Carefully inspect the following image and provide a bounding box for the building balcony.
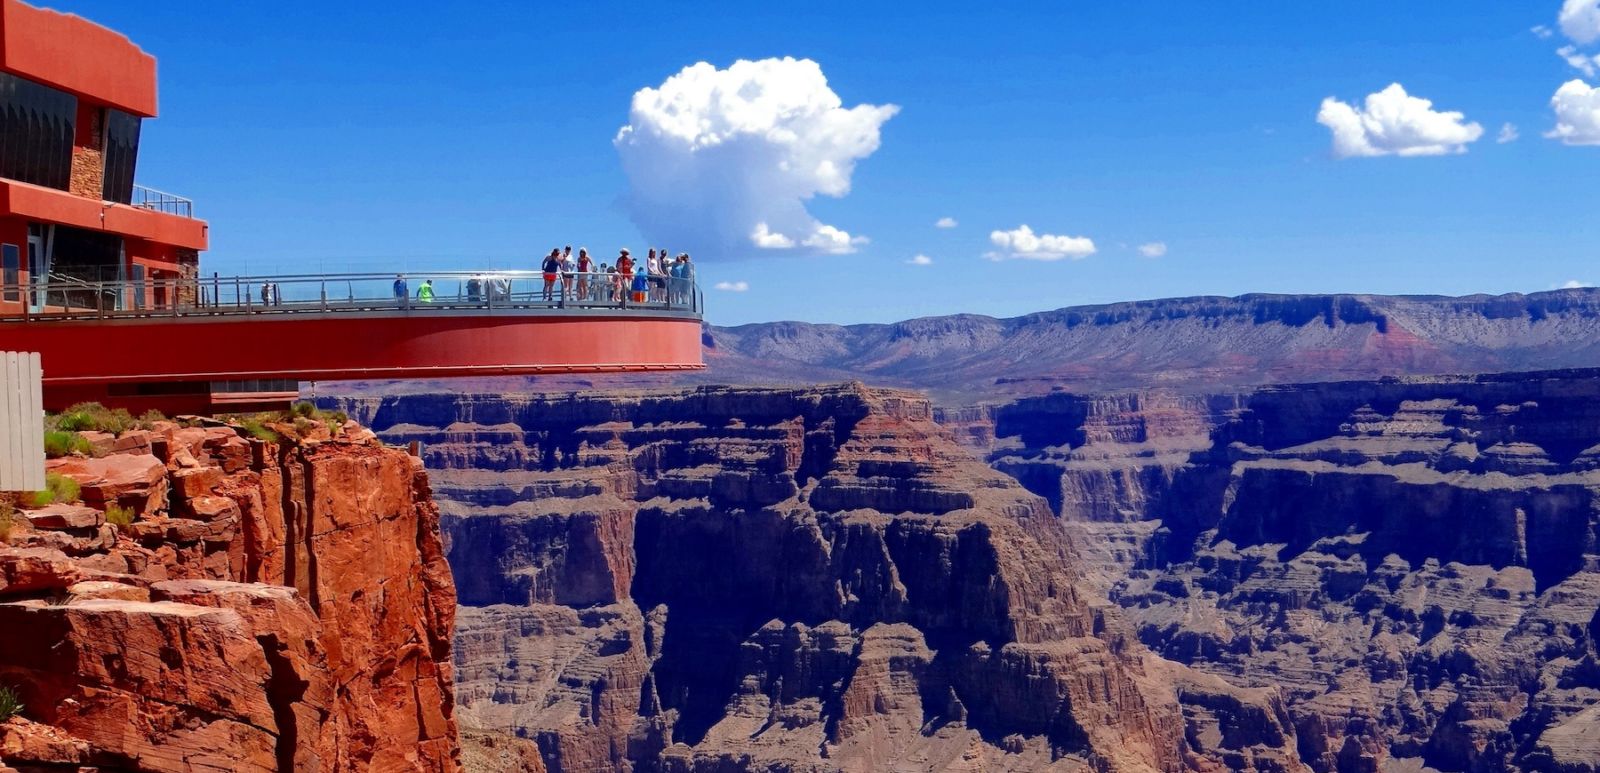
[130,184,194,219]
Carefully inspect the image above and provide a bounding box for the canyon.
[0,417,459,772]
[7,291,1600,771]
[335,385,1305,772]
[968,369,1600,772]
[333,367,1600,772]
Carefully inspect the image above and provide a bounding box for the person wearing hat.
[617,249,636,304]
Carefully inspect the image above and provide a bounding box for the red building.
[0,1,702,414]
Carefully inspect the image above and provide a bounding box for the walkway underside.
[17,311,704,413]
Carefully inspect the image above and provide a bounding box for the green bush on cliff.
[0,500,14,542]
[105,504,136,532]
[28,472,80,508]
[290,401,317,419]
[0,684,21,722]
[239,417,280,443]
[51,402,138,436]
[43,430,93,458]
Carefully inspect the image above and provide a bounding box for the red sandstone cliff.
[0,418,460,772]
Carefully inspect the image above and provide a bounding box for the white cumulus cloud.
[1561,0,1600,44]
[615,57,898,259]
[1316,83,1484,158]
[906,254,933,266]
[986,225,1096,262]
[1137,242,1168,258]
[714,280,750,292]
[1546,79,1600,145]
[751,223,795,249]
[935,217,958,229]
[1498,123,1520,143]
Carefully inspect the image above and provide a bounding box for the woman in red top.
[575,248,593,303]
[615,249,634,303]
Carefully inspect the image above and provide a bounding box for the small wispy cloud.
[1558,44,1600,76]
[1562,279,1589,289]
[906,254,933,266]
[935,217,958,229]
[714,280,750,292]
[1497,123,1520,143]
[1137,242,1168,258]
[1534,24,1555,39]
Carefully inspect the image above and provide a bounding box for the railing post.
[321,280,327,311]
[95,282,104,318]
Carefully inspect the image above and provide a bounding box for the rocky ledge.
[0,417,460,772]
[336,384,1306,773]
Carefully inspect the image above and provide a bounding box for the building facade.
[0,0,207,318]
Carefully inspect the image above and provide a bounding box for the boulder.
[47,453,167,516]
[19,504,102,530]
[0,548,80,597]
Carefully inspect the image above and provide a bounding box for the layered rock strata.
[336,385,1304,772]
[981,369,1600,772]
[0,418,460,772]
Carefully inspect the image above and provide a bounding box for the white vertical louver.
[0,351,45,492]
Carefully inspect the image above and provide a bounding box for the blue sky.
[50,0,1600,326]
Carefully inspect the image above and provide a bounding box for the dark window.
[47,225,123,309]
[2,244,18,302]
[0,72,77,190]
[130,263,145,309]
[102,109,141,204]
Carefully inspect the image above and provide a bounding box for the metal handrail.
[1,269,702,322]
[130,185,195,218]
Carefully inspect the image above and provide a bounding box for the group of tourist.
[538,246,693,304]
[389,247,694,308]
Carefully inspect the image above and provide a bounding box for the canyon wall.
[0,418,460,772]
[325,288,1600,404]
[336,385,1305,772]
[977,370,1600,772]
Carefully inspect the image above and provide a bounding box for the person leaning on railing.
[542,249,562,302]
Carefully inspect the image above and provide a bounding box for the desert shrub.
[53,403,137,435]
[239,417,280,443]
[105,504,136,531]
[137,409,167,429]
[43,430,93,458]
[0,684,21,722]
[0,500,13,541]
[290,401,317,419]
[28,472,80,507]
